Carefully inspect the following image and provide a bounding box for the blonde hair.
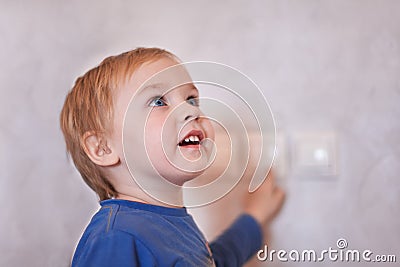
[60,47,176,200]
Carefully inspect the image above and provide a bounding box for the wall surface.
[1,1,399,266]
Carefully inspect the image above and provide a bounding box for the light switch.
[291,132,337,177]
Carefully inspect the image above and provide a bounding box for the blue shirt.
[72,199,262,267]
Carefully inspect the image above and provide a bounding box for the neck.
[116,186,184,208]
[108,167,185,208]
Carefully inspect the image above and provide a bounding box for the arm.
[209,214,263,267]
[243,170,285,226]
[210,170,285,267]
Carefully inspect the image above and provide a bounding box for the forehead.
[123,58,194,96]
[138,82,198,97]
[114,58,195,110]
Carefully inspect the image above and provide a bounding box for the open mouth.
[178,129,204,147]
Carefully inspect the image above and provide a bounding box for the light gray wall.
[1,1,399,266]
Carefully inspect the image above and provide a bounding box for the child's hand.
[243,170,285,226]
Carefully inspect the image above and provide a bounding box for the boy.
[60,47,284,266]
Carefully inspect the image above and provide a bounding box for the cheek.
[204,118,215,140]
[145,121,162,149]
[144,115,175,159]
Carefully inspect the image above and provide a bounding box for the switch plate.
[291,132,337,177]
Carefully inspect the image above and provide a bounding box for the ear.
[82,131,119,166]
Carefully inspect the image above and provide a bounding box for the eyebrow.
[138,83,166,94]
[138,83,198,96]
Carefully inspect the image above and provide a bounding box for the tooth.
[185,138,190,142]
[189,136,195,142]
[194,136,199,142]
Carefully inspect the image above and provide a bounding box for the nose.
[181,102,201,122]
[184,114,202,122]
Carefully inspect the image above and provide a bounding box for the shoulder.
[72,228,157,267]
[104,202,177,240]
[82,202,172,247]
[72,203,161,266]
[72,200,202,266]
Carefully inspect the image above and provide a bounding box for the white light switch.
[291,132,337,177]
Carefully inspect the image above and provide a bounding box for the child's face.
[113,57,215,186]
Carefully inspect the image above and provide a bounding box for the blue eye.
[187,96,199,106]
[149,97,167,107]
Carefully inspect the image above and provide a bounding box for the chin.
[159,167,205,186]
